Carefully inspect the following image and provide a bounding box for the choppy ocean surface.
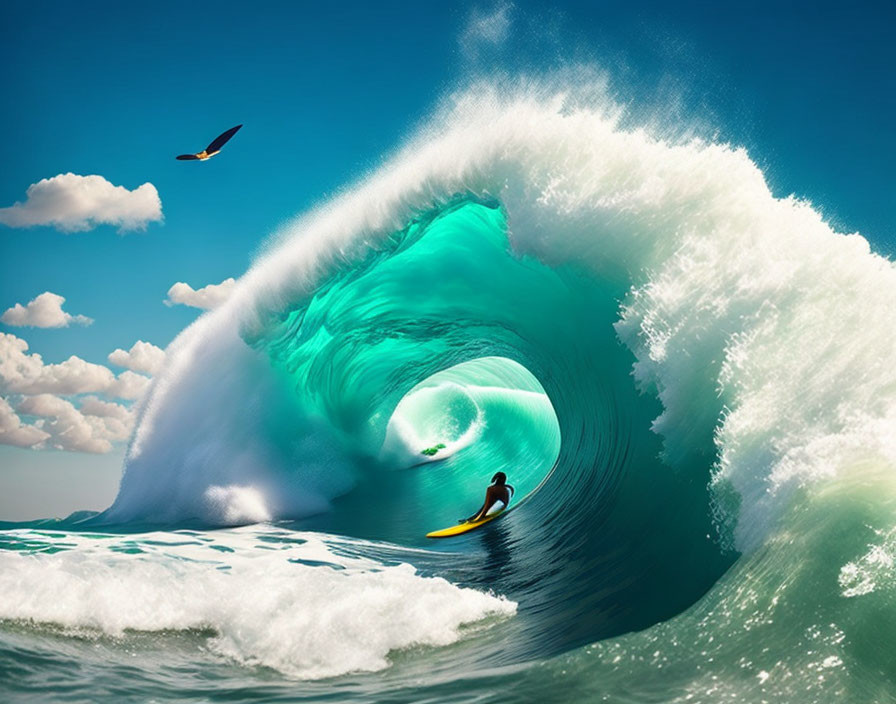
[2,79,896,702]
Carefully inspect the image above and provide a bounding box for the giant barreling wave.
[96,78,896,698]
[109,79,896,544]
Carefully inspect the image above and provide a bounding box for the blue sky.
[1,0,893,519]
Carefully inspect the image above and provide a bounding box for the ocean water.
[2,81,896,702]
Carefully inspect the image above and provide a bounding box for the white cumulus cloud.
[2,392,138,454]
[0,333,115,395]
[1,292,92,328]
[0,334,158,453]
[79,396,135,443]
[108,340,165,375]
[79,395,135,424]
[106,370,151,400]
[0,396,50,449]
[165,277,236,310]
[0,173,162,233]
[1,390,138,454]
[0,333,148,399]
[15,394,131,453]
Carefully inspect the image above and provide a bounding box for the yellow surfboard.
[426,509,506,538]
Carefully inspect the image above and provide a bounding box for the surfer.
[463,472,515,523]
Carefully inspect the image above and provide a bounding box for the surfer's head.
[491,472,507,485]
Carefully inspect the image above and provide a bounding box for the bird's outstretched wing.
[205,124,242,154]
[176,154,200,160]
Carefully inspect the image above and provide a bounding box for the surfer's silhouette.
[176,124,242,161]
[463,472,515,523]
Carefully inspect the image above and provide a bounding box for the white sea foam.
[0,527,515,679]
[113,78,896,550]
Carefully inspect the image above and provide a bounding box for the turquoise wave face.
[255,200,572,538]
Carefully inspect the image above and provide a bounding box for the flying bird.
[176,124,242,161]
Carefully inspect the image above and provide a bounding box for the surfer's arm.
[463,504,488,523]
[462,489,494,523]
